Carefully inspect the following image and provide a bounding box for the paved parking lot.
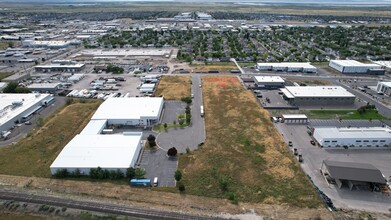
[275,123,391,213]
[259,90,295,109]
[161,101,187,124]
[70,73,142,97]
[139,149,177,187]
[309,119,384,128]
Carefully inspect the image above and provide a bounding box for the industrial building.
[35,63,85,73]
[50,97,164,175]
[27,83,63,92]
[50,132,143,175]
[253,76,285,89]
[376,81,391,96]
[281,114,308,124]
[256,62,317,73]
[321,160,387,190]
[312,127,391,149]
[22,40,80,48]
[77,49,172,60]
[91,97,164,126]
[196,12,212,20]
[0,93,54,133]
[373,61,391,73]
[329,60,385,75]
[280,86,355,106]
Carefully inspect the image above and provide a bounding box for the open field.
[0,72,13,81]
[287,78,332,86]
[303,109,388,120]
[178,76,322,207]
[0,99,102,178]
[3,3,391,17]
[154,76,191,100]
[191,63,237,73]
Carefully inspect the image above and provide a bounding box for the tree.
[147,134,156,142]
[167,147,178,157]
[164,123,168,129]
[174,170,182,181]
[147,134,157,147]
[54,168,69,178]
[178,182,185,192]
[126,167,136,179]
[181,96,192,104]
[134,168,146,179]
[2,82,31,93]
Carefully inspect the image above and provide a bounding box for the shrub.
[174,170,182,181]
[167,147,178,157]
[181,96,192,104]
[178,182,185,192]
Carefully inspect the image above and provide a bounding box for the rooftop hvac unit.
[12,101,23,106]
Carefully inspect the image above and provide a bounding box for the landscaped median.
[175,76,322,207]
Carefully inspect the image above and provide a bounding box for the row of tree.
[53,167,146,180]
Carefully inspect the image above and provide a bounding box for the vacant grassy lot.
[191,63,237,73]
[304,109,388,120]
[154,76,191,100]
[178,76,321,207]
[0,72,13,81]
[0,100,102,178]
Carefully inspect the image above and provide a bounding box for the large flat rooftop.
[50,132,142,170]
[254,76,284,83]
[282,86,355,98]
[92,97,164,120]
[314,127,391,139]
[330,60,381,68]
[0,93,50,130]
[79,48,172,57]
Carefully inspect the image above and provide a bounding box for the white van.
[153,177,158,186]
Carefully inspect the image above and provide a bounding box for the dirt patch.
[154,75,191,100]
[0,175,333,219]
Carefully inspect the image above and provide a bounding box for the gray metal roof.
[323,160,386,184]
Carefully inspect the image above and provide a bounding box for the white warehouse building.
[50,97,164,175]
[376,81,391,96]
[0,94,54,134]
[313,127,391,149]
[329,60,384,75]
[280,86,355,106]
[253,76,285,89]
[257,62,317,73]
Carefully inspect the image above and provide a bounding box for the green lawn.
[0,100,102,177]
[304,109,388,120]
[0,72,14,81]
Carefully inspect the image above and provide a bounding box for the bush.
[147,134,156,142]
[134,168,146,179]
[178,182,185,192]
[167,147,178,157]
[219,177,229,192]
[66,98,74,105]
[54,169,69,178]
[227,192,238,204]
[126,167,136,179]
[174,170,182,181]
[181,96,192,104]
[178,119,184,126]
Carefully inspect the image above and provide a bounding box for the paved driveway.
[161,101,187,124]
[139,149,177,187]
[157,75,205,152]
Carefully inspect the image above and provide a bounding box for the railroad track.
[0,190,229,220]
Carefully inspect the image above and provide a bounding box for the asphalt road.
[0,189,227,220]
[157,75,206,152]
